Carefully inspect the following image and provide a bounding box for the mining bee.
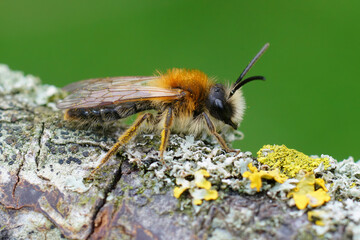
[57,43,269,175]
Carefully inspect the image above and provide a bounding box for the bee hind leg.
[202,112,239,153]
[89,112,153,177]
[159,107,173,168]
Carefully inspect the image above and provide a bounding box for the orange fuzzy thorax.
[150,68,214,114]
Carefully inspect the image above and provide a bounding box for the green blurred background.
[1,1,359,161]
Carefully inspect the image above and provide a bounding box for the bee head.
[206,43,269,129]
[206,84,238,129]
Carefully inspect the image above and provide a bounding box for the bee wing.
[57,84,185,109]
[62,76,158,93]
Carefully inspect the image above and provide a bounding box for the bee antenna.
[234,75,266,90]
[229,43,269,98]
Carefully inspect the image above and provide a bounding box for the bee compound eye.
[214,99,224,109]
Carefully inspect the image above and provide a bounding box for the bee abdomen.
[65,108,113,122]
[64,101,153,122]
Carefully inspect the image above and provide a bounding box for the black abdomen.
[65,101,153,122]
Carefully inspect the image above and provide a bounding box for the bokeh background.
[1,1,359,161]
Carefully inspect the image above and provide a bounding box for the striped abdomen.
[64,101,153,122]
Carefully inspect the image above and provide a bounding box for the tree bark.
[0,64,358,240]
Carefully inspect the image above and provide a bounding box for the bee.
[57,43,269,175]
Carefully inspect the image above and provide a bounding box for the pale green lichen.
[125,133,256,204]
[320,156,360,200]
[306,199,360,237]
[0,64,63,107]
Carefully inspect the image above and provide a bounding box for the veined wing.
[62,76,159,93]
[57,84,186,109]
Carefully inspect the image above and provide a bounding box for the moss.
[78,195,97,206]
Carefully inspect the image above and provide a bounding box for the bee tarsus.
[89,112,153,176]
[159,107,173,166]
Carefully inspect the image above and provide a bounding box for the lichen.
[257,145,330,178]
[287,172,331,210]
[320,156,360,200]
[305,199,360,237]
[0,64,63,107]
[242,163,287,192]
[125,134,256,205]
[308,210,326,226]
[174,169,218,205]
[243,146,332,211]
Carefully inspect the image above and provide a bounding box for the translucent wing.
[62,76,158,93]
[57,76,186,109]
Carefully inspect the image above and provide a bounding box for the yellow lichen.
[242,163,288,192]
[257,145,330,178]
[203,189,218,201]
[173,169,218,205]
[315,178,328,191]
[191,188,219,205]
[173,186,188,198]
[194,169,211,189]
[287,173,331,209]
[193,199,203,205]
[308,210,326,226]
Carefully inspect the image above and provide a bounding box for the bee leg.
[202,112,238,153]
[159,107,173,168]
[89,112,153,176]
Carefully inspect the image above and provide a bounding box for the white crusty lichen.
[125,133,258,195]
[322,156,360,199]
[0,64,62,108]
[304,156,360,237]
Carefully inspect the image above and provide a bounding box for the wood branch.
[0,64,358,240]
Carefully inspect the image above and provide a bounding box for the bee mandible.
[57,43,269,175]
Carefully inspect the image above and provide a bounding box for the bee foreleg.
[159,107,173,166]
[90,112,153,176]
[202,112,237,153]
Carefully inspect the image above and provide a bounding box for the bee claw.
[231,149,240,154]
[85,173,95,181]
[85,167,101,181]
[159,157,170,170]
[224,148,241,155]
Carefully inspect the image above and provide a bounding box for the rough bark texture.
[0,65,359,240]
